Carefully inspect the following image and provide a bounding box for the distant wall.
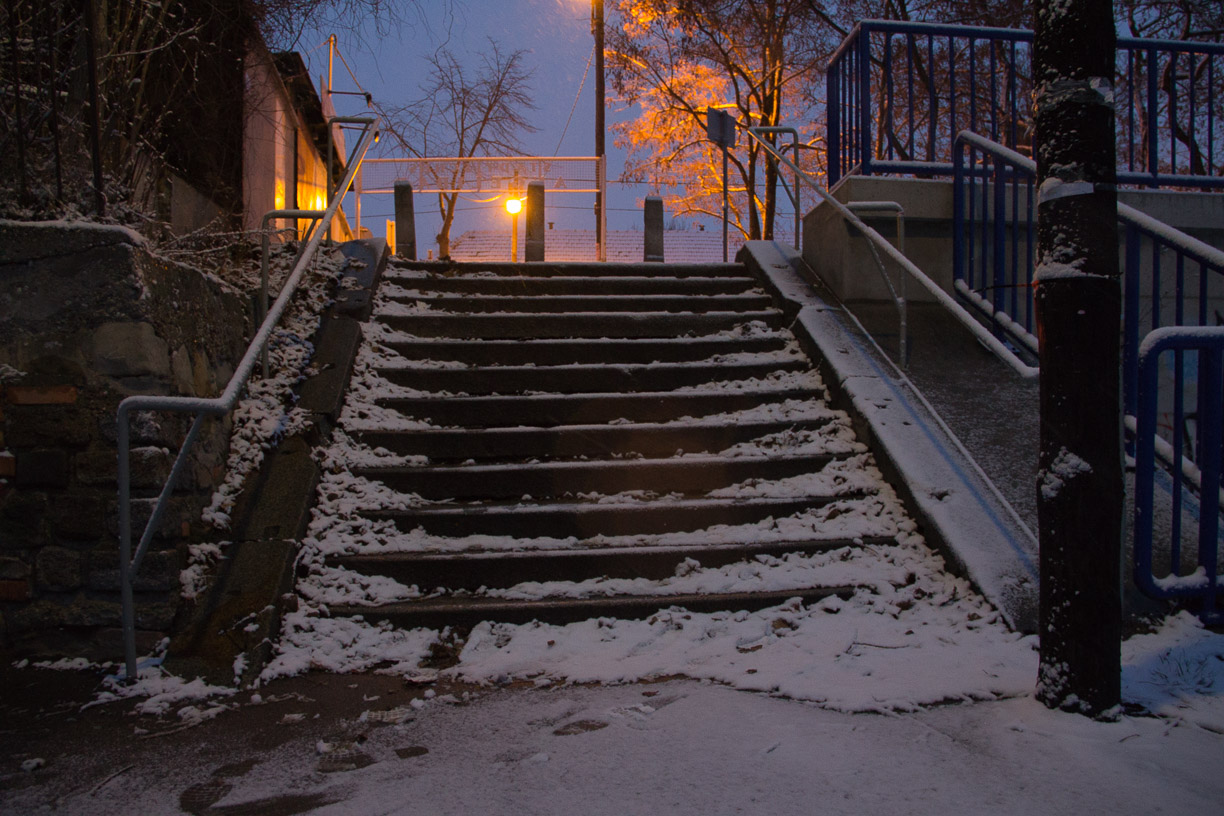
[0,221,247,656]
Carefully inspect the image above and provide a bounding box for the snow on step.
[269,259,1029,703]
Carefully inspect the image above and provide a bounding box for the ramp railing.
[953,131,1224,619]
[116,117,378,682]
[1134,328,1224,623]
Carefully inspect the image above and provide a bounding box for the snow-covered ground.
[4,642,1223,815]
[4,256,1223,814]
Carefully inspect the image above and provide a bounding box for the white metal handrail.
[116,117,378,683]
[745,126,1039,379]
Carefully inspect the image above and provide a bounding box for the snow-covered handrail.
[1116,202,1224,269]
[116,117,379,683]
[745,127,1039,379]
[955,130,1224,367]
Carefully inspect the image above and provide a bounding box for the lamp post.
[506,196,522,262]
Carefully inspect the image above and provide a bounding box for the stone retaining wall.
[0,221,247,656]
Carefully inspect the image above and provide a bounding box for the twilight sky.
[299,0,676,249]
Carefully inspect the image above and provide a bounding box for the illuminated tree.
[606,0,837,240]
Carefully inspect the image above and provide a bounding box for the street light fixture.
[506,196,524,261]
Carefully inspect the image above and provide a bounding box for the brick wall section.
[0,221,247,655]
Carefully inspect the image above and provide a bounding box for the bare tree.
[378,40,536,259]
[0,0,421,223]
[251,0,406,51]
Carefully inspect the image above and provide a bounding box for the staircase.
[302,258,917,633]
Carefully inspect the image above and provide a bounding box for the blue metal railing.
[952,132,1037,359]
[1134,328,1224,623]
[827,20,1224,189]
[952,131,1224,620]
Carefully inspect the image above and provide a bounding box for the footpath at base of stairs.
[250,245,1038,706]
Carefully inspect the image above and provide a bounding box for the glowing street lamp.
[506,196,524,261]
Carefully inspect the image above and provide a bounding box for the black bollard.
[393,182,417,260]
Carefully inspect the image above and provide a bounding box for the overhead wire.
[554,43,596,156]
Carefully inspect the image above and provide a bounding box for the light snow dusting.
[199,243,348,532]
[1040,446,1093,500]
[260,260,1045,714]
[76,258,1222,768]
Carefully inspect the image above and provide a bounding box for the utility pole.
[593,0,605,255]
[1033,0,1122,718]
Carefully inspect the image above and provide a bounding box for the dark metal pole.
[1034,0,1121,718]
[593,0,605,251]
[722,147,729,262]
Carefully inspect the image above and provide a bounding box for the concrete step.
[385,260,748,279]
[376,389,826,427]
[377,310,784,339]
[375,359,808,395]
[382,293,775,314]
[357,453,839,500]
[382,274,759,296]
[381,335,790,365]
[326,586,859,630]
[335,537,890,592]
[364,494,854,538]
[352,417,836,461]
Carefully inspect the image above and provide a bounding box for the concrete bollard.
[644,196,664,262]
[393,182,417,260]
[525,182,546,262]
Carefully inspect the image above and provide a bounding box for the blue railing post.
[1196,347,1222,621]
[1146,46,1160,186]
[857,25,873,176]
[952,141,966,287]
[828,65,841,185]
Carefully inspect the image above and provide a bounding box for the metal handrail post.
[119,118,378,682]
[849,201,908,367]
[599,155,607,261]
